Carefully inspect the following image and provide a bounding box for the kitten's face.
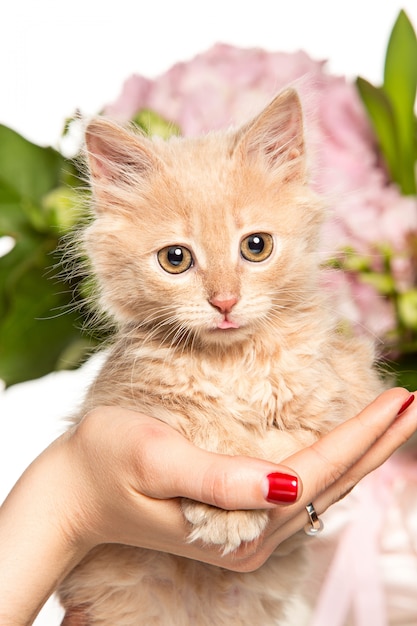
[84,90,323,349]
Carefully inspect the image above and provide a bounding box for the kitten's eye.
[157,246,193,274]
[240,233,273,262]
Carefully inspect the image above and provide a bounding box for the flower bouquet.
[0,10,416,388]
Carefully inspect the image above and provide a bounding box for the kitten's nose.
[209,295,239,314]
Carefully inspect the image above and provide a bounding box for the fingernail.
[265,472,298,504]
[397,394,415,416]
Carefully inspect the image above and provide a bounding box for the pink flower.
[104,43,417,345]
[321,270,395,341]
[105,75,153,122]
[104,44,326,135]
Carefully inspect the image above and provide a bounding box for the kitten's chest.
[128,344,298,430]
[114,342,320,460]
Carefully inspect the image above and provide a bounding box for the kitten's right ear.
[233,89,306,182]
[85,118,158,184]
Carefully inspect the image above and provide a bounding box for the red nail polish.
[266,472,298,504]
[397,394,415,416]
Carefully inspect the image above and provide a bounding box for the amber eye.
[157,246,193,274]
[240,233,273,262]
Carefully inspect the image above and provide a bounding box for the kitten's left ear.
[234,89,305,181]
[85,118,159,185]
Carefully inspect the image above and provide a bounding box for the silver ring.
[304,502,324,536]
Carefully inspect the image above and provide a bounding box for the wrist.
[0,435,93,624]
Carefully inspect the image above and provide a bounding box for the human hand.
[60,387,415,571]
[0,387,415,625]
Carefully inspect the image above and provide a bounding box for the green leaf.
[356,77,399,184]
[383,10,417,194]
[0,198,27,237]
[0,125,69,241]
[387,353,417,391]
[42,186,88,234]
[359,271,396,295]
[397,289,417,330]
[0,231,83,386]
[0,125,65,204]
[0,125,93,385]
[132,109,181,139]
[0,229,97,386]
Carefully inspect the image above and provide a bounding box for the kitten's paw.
[182,500,269,554]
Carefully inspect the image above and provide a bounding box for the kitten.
[58,89,384,625]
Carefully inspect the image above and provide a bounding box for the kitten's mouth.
[215,319,240,330]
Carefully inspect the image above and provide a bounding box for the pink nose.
[209,296,239,314]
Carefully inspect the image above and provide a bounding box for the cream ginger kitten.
[58,90,383,625]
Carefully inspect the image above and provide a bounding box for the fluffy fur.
[58,90,384,625]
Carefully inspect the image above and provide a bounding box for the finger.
[248,389,417,563]
[314,388,416,511]
[146,442,301,510]
[285,387,413,502]
[186,452,302,510]
[267,389,415,537]
[129,419,301,509]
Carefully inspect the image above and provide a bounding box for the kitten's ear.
[234,89,305,181]
[85,118,158,184]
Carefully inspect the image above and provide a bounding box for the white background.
[2,0,417,147]
[1,1,417,624]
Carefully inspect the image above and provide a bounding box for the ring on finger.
[304,502,324,536]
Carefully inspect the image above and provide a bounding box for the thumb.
[182,451,301,510]
[140,427,301,509]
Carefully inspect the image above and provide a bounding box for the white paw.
[182,500,269,554]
